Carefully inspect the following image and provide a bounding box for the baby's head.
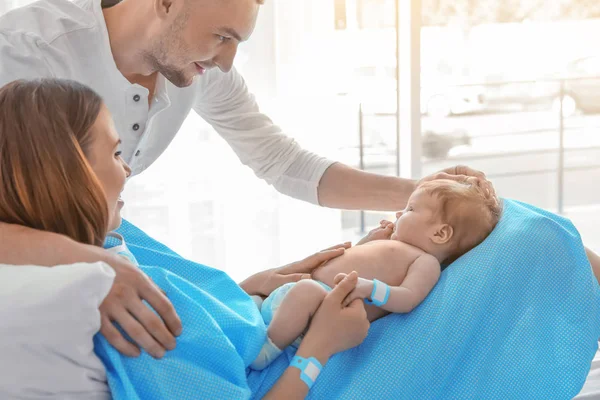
[391,178,501,264]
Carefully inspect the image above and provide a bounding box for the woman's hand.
[332,273,374,307]
[262,272,370,400]
[299,271,370,361]
[239,243,351,297]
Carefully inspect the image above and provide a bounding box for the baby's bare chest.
[312,241,422,287]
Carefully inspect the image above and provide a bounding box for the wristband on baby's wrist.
[290,355,323,389]
[364,279,390,307]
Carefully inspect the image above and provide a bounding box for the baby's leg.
[250,281,329,370]
[268,280,329,350]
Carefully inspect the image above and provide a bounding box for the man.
[0,0,487,358]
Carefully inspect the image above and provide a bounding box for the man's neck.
[102,2,155,82]
[132,72,159,107]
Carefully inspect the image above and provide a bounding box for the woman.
[0,78,370,399]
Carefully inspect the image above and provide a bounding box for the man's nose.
[214,44,238,73]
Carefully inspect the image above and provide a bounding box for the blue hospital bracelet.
[364,279,390,307]
[290,355,323,389]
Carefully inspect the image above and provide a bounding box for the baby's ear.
[431,224,453,244]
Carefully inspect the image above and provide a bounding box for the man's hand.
[99,254,182,358]
[0,222,182,358]
[418,165,496,198]
[356,220,395,245]
[239,242,351,297]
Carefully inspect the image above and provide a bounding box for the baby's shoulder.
[367,240,425,258]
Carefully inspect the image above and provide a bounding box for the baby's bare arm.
[379,254,440,313]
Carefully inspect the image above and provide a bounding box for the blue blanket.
[94,199,600,399]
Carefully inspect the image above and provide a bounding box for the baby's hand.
[334,273,374,307]
[356,220,395,245]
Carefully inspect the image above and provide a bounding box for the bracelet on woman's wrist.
[290,355,323,389]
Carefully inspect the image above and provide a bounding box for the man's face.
[146,0,260,87]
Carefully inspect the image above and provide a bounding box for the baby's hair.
[417,178,502,264]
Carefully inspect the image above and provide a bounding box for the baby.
[250,177,502,370]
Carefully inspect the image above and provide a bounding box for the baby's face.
[391,189,439,246]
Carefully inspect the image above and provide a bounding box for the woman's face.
[87,105,131,232]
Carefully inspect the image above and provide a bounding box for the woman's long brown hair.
[0,79,109,246]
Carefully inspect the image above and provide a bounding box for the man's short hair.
[101,0,264,8]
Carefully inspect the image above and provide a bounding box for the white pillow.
[0,262,115,400]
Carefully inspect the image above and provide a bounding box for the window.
[357,0,395,29]
[420,0,600,252]
[3,0,599,276]
[571,56,600,76]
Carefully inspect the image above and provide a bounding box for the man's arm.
[318,163,496,211]
[195,79,413,210]
[193,67,331,203]
[318,163,417,211]
[194,68,491,211]
[0,222,110,266]
[0,222,182,358]
[193,68,412,209]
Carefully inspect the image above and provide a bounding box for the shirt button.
[135,150,141,157]
[133,94,141,102]
[132,123,140,131]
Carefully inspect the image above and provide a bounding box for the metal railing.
[354,75,600,233]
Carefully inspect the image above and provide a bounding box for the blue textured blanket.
[94,199,600,399]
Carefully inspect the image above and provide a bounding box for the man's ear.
[431,224,453,245]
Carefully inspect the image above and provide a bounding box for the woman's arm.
[261,338,332,399]
[263,272,370,400]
